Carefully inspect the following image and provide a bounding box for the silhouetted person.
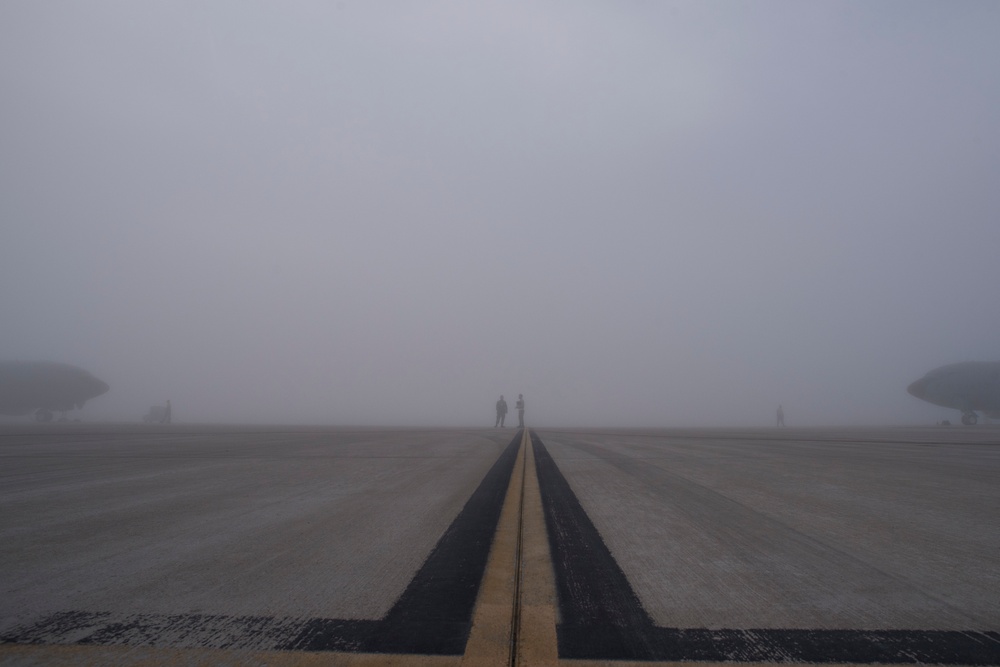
[495,395,507,427]
[162,400,172,425]
[776,404,784,427]
[516,394,525,428]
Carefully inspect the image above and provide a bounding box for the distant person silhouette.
[776,404,784,427]
[162,400,172,424]
[495,395,507,427]
[516,394,525,428]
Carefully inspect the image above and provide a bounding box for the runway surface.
[1,424,998,665]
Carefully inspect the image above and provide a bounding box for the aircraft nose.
[907,377,927,398]
[93,379,110,397]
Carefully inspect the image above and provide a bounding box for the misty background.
[2,1,998,426]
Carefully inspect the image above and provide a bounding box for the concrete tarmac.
[1,424,998,665]
[538,426,1000,631]
[0,426,513,642]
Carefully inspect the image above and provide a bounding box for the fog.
[2,1,998,427]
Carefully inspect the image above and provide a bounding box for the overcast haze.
[2,1,998,426]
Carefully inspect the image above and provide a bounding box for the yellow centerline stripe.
[515,431,559,667]
[508,429,528,666]
[461,430,527,665]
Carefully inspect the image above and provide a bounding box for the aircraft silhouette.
[0,361,110,422]
[908,361,1000,425]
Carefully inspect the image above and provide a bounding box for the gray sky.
[2,1,998,426]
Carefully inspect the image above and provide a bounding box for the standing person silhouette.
[495,395,508,428]
[776,404,784,427]
[516,394,525,428]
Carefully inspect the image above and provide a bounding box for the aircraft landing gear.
[961,412,978,426]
